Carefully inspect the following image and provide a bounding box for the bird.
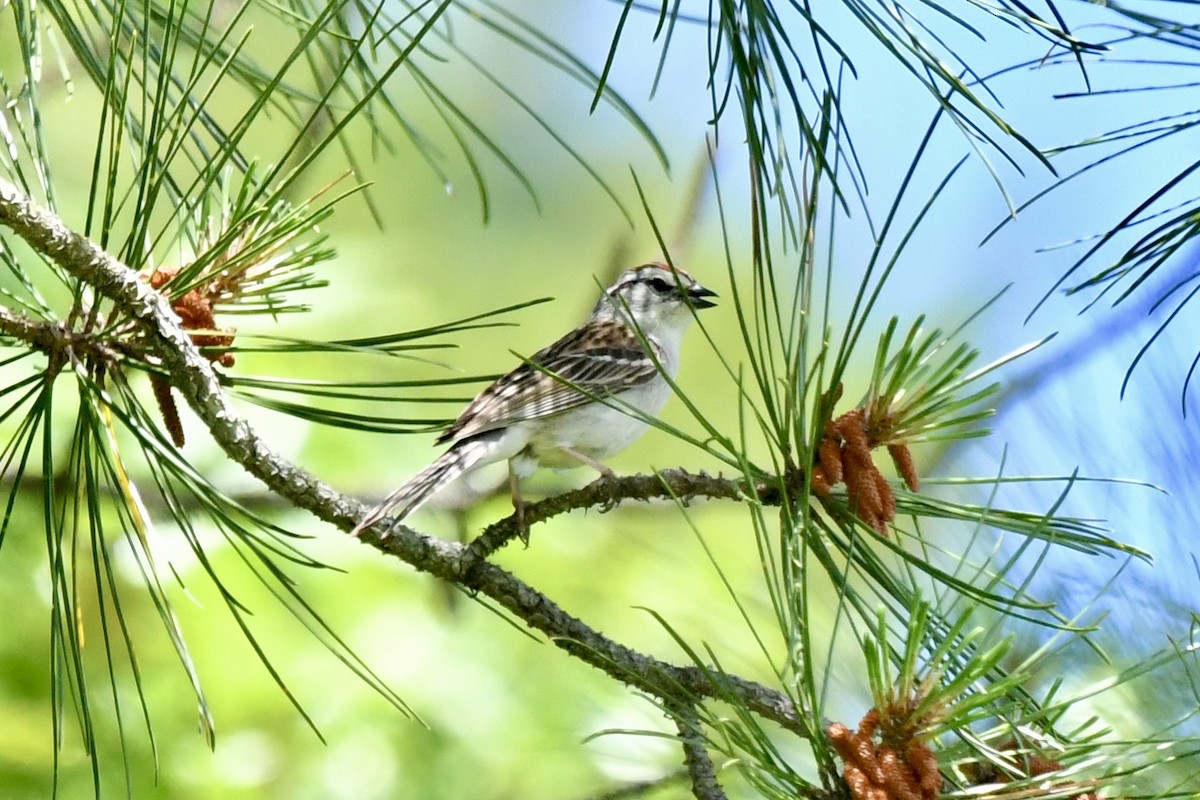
[350,262,717,537]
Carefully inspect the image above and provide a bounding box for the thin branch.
[671,701,729,800]
[576,770,689,800]
[0,307,65,352]
[0,305,127,365]
[464,469,776,561]
[0,176,808,738]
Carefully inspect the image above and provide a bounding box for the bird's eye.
[646,277,675,294]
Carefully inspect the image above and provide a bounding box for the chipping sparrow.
[351,262,717,536]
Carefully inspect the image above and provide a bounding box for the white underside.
[473,377,672,478]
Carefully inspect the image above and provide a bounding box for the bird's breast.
[522,378,671,467]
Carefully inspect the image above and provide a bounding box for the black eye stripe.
[606,272,688,300]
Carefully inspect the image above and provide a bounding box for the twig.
[0,305,124,365]
[0,176,811,738]
[464,469,768,562]
[671,701,729,800]
[576,770,688,800]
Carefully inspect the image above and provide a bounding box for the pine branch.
[671,700,729,800]
[464,469,770,561]
[577,770,689,800]
[0,175,808,740]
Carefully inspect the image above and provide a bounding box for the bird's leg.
[508,460,530,546]
[559,446,616,479]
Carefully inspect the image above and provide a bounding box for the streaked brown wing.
[439,320,660,444]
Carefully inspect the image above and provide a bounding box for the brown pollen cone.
[826,708,942,800]
[811,405,914,535]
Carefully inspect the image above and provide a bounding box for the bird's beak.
[688,284,718,310]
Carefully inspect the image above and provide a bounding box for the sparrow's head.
[592,262,717,331]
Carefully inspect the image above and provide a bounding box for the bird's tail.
[351,439,493,536]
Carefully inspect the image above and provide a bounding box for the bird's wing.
[439,320,661,444]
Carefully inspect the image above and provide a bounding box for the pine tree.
[0,2,1197,797]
